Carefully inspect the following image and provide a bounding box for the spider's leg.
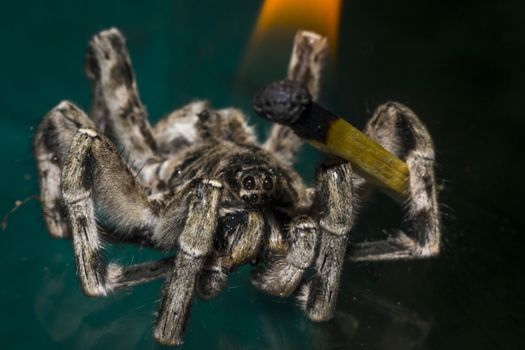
[34,101,96,238]
[86,28,158,174]
[251,215,318,297]
[349,102,441,261]
[57,105,184,295]
[154,180,222,346]
[106,256,176,290]
[263,31,328,164]
[300,162,355,321]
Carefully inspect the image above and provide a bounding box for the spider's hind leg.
[86,28,158,173]
[349,102,441,261]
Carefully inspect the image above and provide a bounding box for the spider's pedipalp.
[197,210,265,299]
[251,215,318,297]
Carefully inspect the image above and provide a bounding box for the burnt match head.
[253,79,312,125]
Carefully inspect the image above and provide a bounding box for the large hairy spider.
[34,28,441,345]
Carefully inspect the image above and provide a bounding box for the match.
[253,79,410,201]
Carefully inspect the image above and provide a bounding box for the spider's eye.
[242,176,256,190]
[262,176,273,191]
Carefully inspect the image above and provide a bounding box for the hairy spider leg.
[299,162,356,321]
[197,210,266,299]
[154,179,222,346]
[59,119,177,297]
[41,103,206,296]
[86,28,159,178]
[349,102,441,261]
[263,31,328,165]
[34,101,96,238]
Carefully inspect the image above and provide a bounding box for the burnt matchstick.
[253,79,410,200]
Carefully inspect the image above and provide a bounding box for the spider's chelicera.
[34,28,441,345]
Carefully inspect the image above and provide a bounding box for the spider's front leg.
[300,162,355,321]
[154,180,222,346]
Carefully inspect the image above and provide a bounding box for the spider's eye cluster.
[238,171,276,206]
[242,176,256,190]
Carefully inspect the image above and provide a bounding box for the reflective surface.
[1,1,523,349]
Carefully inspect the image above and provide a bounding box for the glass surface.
[0,1,523,349]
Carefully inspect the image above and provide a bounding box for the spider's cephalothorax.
[34,28,441,345]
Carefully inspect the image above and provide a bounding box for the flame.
[252,0,341,52]
[235,0,341,101]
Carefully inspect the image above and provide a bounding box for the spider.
[34,28,441,345]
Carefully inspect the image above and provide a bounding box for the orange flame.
[235,0,341,100]
[252,0,341,52]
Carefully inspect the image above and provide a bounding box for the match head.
[253,79,312,125]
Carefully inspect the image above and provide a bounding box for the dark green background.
[1,1,524,349]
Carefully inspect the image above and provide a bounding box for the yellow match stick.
[253,79,410,200]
